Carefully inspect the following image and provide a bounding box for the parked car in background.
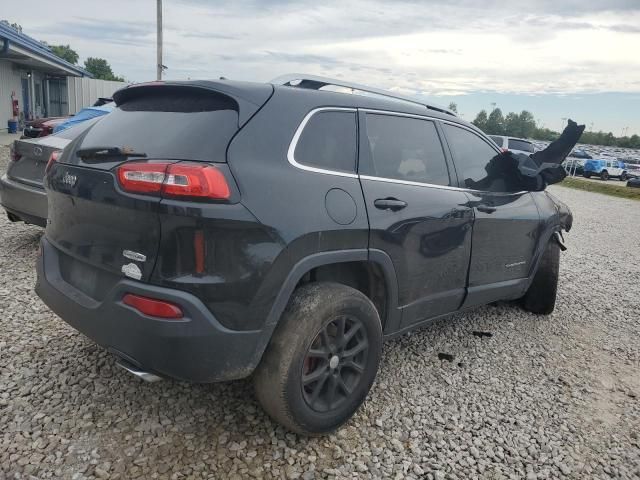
[35,75,572,436]
[627,178,640,188]
[488,135,535,155]
[583,158,628,180]
[22,116,68,138]
[53,103,115,134]
[1,118,101,227]
[21,98,114,139]
[568,149,592,160]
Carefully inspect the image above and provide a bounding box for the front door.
[440,123,541,307]
[358,111,473,331]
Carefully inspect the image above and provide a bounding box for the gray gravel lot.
[1,146,639,479]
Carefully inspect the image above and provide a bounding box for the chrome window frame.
[287,107,358,179]
[287,106,527,196]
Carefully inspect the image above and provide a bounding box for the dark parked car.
[1,119,101,226]
[35,75,572,435]
[22,116,67,138]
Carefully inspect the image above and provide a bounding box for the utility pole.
[156,0,163,80]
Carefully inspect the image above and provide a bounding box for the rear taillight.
[116,162,231,200]
[123,293,183,319]
[45,150,61,173]
[9,143,21,162]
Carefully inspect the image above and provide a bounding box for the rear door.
[358,111,473,330]
[45,84,270,295]
[440,123,541,307]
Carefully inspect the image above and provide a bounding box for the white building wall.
[0,59,24,129]
[67,77,127,114]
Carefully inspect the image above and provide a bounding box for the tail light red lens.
[116,162,231,200]
[45,150,61,173]
[123,293,183,319]
[9,144,21,162]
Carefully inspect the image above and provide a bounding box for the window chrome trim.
[359,175,468,192]
[287,107,358,178]
[286,106,528,196]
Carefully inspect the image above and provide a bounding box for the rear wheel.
[583,172,591,178]
[600,170,609,181]
[254,282,382,435]
[521,240,560,315]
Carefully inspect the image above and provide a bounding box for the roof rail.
[270,73,456,116]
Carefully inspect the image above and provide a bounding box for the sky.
[5,0,640,135]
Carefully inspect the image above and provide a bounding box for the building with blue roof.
[0,20,123,131]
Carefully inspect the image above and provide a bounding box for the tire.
[600,170,609,181]
[521,240,560,315]
[584,172,591,178]
[620,173,627,181]
[254,282,383,435]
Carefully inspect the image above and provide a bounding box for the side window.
[294,110,357,173]
[442,124,508,191]
[362,114,450,186]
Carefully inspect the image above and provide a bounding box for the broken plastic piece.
[438,352,455,362]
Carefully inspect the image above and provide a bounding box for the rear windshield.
[77,89,239,162]
[508,139,534,153]
[489,135,503,147]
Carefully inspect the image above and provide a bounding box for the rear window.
[77,89,239,162]
[507,139,534,153]
[489,136,504,147]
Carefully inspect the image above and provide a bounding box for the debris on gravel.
[1,146,639,479]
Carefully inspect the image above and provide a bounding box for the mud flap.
[553,231,567,251]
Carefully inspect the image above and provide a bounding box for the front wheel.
[620,173,627,181]
[254,282,383,435]
[583,172,591,178]
[521,240,560,315]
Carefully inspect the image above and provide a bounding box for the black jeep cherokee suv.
[35,75,572,435]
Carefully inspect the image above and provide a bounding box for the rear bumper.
[35,238,267,383]
[0,174,47,227]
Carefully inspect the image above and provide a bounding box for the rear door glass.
[361,114,450,186]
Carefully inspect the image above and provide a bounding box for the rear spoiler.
[113,80,274,126]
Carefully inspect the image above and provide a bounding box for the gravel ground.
[1,146,639,480]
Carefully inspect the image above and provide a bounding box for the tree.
[51,45,79,65]
[504,112,520,137]
[472,110,488,132]
[84,57,125,81]
[518,110,536,139]
[485,108,505,135]
[448,102,458,114]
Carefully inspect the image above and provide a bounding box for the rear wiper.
[76,146,147,160]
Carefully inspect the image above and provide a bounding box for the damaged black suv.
[35,74,573,435]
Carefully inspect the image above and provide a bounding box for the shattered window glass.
[443,124,503,190]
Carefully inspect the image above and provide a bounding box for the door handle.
[374,198,407,211]
[476,204,496,214]
[450,207,471,218]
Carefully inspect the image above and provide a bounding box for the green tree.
[84,57,125,81]
[518,111,536,138]
[485,108,505,135]
[51,44,79,65]
[448,102,458,114]
[504,112,520,137]
[472,110,488,132]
